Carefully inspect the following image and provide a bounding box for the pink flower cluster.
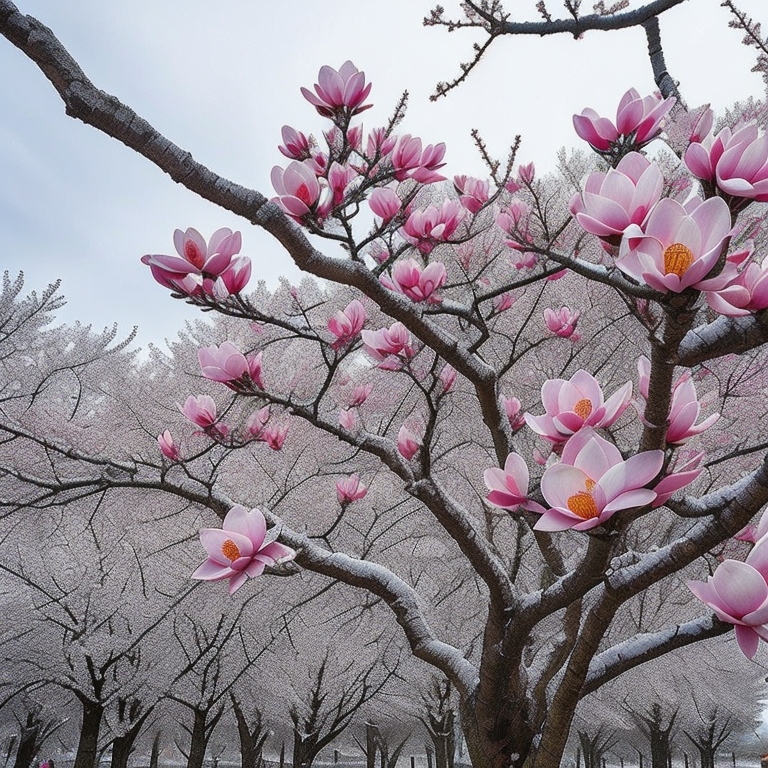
[573,88,675,154]
[400,201,465,254]
[544,307,580,340]
[361,322,413,369]
[328,299,366,348]
[142,228,251,299]
[383,259,447,303]
[198,342,264,392]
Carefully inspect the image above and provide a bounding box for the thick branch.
[581,615,730,695]
[676,311,768,367]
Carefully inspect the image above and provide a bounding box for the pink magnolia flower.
[366,127,397,159]
[369,187,402,221]
[300,61,372,120]
[636,356,719,445]
[198,343,264,391]
[544,307,581,340]
[518,162,535,185]
[192,505,296,595]
[536,428,663,531]
[389,259,448,303]
[484,453,545,513]
[524,370,632,445]
[453,175,490,213]
[180,394,218,429]
[278,125,312,160]
[328,299,367,348]
[271,161,331,222]
[573,88,675,152]
[651,451,704,507]
[397,425,421,460]
[361,322,412,363]
[496,200,530,234]
[348,384,372,407]
[439,365,457,393]
[616,197,732,293]
[339,408,359,431]
[493,293,516,313]
[157,430,181,461]
[336,474,368,504]
[569,152,664,241]
[245,406,271,440]
[390,134,447,184]
[501,395,526,431]
[511,252,537,270]
[262,423,288,451]
[703,254,768,316]
[216,256,252,297]
[327,162,358,207]
[687,536,768,658]
[685,122,768,201]
[401,201,465,254]
[142,228,248,296]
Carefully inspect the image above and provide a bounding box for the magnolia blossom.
[536,429,663,531]
[573,88,675,152]
[339,408,359,431]
[180,394,218,429]
[368,187,402,221]
[271,161,331,222]
[390,134,447,184]
[157,430,180,461]
[652,451,704,507]
[685,121,768,202]
[262,423,288,451]
[397,425,421,460]
[388,259,447,303]
[616,197,732,293]
[401,201,465,254]
[328,299,366,347]
[484,453,544,513]
[453,175,490,213]
[336,474,368,504]
[501,395,526,431]
[525,370,632,445]
[198,342,263,390]
[637,357,719,445]
[569,152,663,241]
[366,127,397,159]
[439,365,457,393]
[348,384,372,407]
[544,307,581,340]
[142,228,250,298]
[493,293,516,313]
[518,162,535,185]
[703,254,768,316]
[278,125,312,160]
[687,536,768,658]
[361,322,412,363]
[245,406,271,440]
[300,61,372,119]
[192,505,296,595]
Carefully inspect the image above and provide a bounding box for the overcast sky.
[1,0,766,350]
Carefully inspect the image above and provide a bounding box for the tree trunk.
[149,732,161,768]
[459,695,533,768]
[366,724,378,768]
[232,699,259,768]
[110,710,152,768]
[186,710,208,768]
[696,748,715,768]
[12,714,41,768]
[73,698,105,768]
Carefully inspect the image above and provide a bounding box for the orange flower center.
[221,539,241,562]
[663,243,694,278]
[573,398,593,419]
[566,491,599,520]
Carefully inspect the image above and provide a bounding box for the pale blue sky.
[0,0,765,349]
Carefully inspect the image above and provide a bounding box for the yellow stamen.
[221,539,241,562]
[663,243,694,278]
[573,398,593,419]
[566,491,599,520]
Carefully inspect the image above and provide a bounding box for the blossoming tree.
[4,2,768,768]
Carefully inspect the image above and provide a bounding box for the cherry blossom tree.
[5,3,768,768]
